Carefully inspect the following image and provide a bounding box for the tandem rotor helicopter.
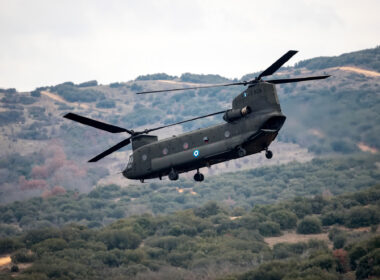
[64,50,329,182]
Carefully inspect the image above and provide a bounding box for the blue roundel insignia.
[193,150,199,157]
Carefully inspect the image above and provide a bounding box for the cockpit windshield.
[127,155,133,169]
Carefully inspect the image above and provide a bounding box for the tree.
[98,229,141,250]
[258,221,281,237]
[344,206,379,228]
[356,249,380,280]
[269,210,298,230]
[297,216,322,234]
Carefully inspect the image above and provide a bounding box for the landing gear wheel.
[265,150,273,159]
[237,146,247,157]
[168,169,179,181]
[194,171,204,182]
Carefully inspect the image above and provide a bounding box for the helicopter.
[64,50,329,182]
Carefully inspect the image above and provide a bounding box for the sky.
[0,0,379,91]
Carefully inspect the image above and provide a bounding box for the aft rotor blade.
[257,50,298,80]
[64,113,132,134]
[136,82,245,94]
[88,137,131,162]
[145,110,226,133]
[266,75,330,84]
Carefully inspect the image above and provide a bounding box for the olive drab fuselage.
[123,82,286,180]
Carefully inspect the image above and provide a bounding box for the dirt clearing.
[333,66,380,77]
[0,255,11,266]
[264,231,330,248]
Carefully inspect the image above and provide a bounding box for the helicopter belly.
[244,129,278,155]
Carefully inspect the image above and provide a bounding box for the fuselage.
[123,82,286,180]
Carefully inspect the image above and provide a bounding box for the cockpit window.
[127,155,133,169]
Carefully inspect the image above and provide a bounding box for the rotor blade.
[64,113,132,134]
[265,75,330,84]
[257,50,298,80]
[136,82,246,94]
[88,138,131,162]
[145,110,226,133]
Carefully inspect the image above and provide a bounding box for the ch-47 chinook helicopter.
[64,50,329,182]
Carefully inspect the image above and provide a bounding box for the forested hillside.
[0,185,379,279]
[0,46,379,202]
[1,154,379,236]
[0,46,379,280]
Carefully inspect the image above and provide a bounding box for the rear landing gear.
[194,169,204,182]
[237,146,247,157]
[168,168,179,181]
[265,149,273,159]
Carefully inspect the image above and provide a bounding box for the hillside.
[0,47,379,203]
[0,46,379,280]
[0,184,379,279]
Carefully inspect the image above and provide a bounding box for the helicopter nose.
[122,169,130,179]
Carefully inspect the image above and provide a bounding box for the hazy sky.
[1,0,379,91]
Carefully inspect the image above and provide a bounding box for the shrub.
[0,110,25,126]
[98,229,141,250]
[77,80,98,87]
[194,201,223,218]
[12,248,36,263]
[344,206,379,228]
[356,248,380,280]
[269,210,298,229]
[96,100,116,108]
[136,73,177,81]
[297,216,322,234]
[0,238,23,254]
[258,221,281,237]
[30,90,41,97]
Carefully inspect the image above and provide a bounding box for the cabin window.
[127,155,133,169]
[162,148,168,155]
[203,136,209,143]
[142,154,147,161]
[224,131,230,138]
[183,142,189,150]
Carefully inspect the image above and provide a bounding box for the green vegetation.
[295,46,380,72]
[96,100,116,108]
[0,88,17,94]
[180,73,232,83]
[0,185,379,279]
[135,73,177,81]
[279,84,380,152]
[1,92,36,105]
[77,80,98,87]
[0,110,25,126]
[0,155,379,234]
[297,216,322,234]
[50,82,105,103]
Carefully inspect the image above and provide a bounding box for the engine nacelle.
[223,106,251,122]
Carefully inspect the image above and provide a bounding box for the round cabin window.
[162,148,168,155]
[224,131,230,138]
[142,154,147,161]
[183,142,189,150]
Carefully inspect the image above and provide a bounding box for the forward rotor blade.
[136,82,245,94]
[88,138,131,162]
[265,75,330,84]
[145,110,226,133]
[257,50,298,80]
[64,113,132,134]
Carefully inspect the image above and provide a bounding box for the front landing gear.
[168,168,179,181]
[194,169,204,182]
[265,149,273,159]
